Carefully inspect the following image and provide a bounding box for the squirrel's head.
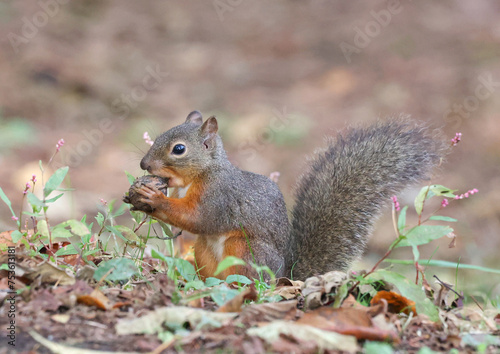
[140,111,226,187]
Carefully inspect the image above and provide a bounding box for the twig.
[156,229,183,240]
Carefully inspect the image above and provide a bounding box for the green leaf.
[113,225,140,243]
[226,274,252,285]
[95,212,105,227]
[151,249,175,268]
[411,245,420,262]
[414,186,433,215]
[105,225,128,242]
[428,184,456,198]
[55,243,79,256]
[364,341,394,354]
[43,166,69,198]
[22,211,43,217]
[27,192,46,207]
[112,202,128,218]
[367,269,439,321]
[54,220,91,239]
[0,187,13,208]
[397,206,408,233]
[210,284,240,306]
[395,225,453,248]
[184,280,205,291]
[175,258,198,282]
[205,277,224,287]
[384,259,500,274]
[45,193,64,204]
[158,220,174,238]
[429,215,457,222]
[0,264,9,271]
[11,230,24,243]
[37,220,50,238]
[93,258,139,282]
[214,256,246,276]
[125,171,136,185]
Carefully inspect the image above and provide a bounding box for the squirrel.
[126,110,446,280]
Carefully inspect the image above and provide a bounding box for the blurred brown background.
[0,1,499,292]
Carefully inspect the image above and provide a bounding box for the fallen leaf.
[271,277,303,300]
[297,306,400,343]
[302,271,347,309]
[371,290,417,316]
[27,260,76,286]
[247,320,358,353]
[77,288,111,310]
[115,306,237,335]
[238,300,299,324]
[298,307,372,328]
[30,330,133,354]
[51,314,70,324]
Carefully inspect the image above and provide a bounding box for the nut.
[123,175,169,213]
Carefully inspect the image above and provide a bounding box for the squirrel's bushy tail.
[288,116,447,279]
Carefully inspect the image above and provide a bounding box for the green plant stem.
[348,237,403,293]
[414,185,432,284]
[18,194,26,232]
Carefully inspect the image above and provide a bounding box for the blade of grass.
[384,259,500,275]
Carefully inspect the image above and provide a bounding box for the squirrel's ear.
[185,110,203,125]
[200,116,218,149]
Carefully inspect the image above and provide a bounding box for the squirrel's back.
[288,116,447,279]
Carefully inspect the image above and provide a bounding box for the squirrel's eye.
[172,144,186,155]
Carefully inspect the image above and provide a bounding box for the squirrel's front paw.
[124,175,169,213]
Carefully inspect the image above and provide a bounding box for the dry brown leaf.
[371,290,417,316]
[341,294,367,309]
[302,271,347,310]
[297,307,399,343]
[298,307,372,328]
[271,277,303,300]
[238,300,299,324]
[247,320,359,353]
[24,260,76,286]
[77,288,112,310]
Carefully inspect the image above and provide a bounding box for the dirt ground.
[0,1,499,351]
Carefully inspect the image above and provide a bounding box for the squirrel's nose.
[140,158,150,172]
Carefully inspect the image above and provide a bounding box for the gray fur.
[288,116,447,279]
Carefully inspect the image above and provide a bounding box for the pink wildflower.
[31,174,37,183]
[269,171,280,183]
[143,132,154,146]
[451,132,462,146]
[56,138,65,151]
[11,216,18,221]
[100,198,108,206]
[23,182,31,194]
[454,188,478,200]
[441,198,449,208]
[391,195,400,212]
